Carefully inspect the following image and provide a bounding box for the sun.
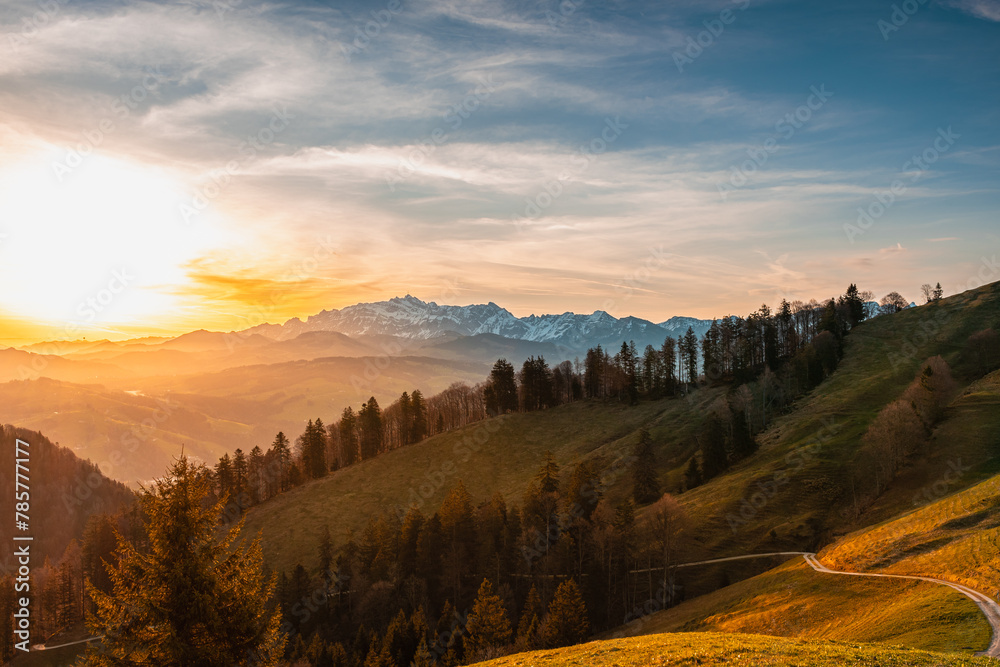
[0,150,230,339]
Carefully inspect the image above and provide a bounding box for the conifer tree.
[466,579,513,657]
[412,638,434,667]
[232,448,248,498]
[338,408,359,466]
[484,358,519,415]
[82,456,285,666]
[516,585,543,649]
[318,524,333,574]
[410,389,428,443]
[699,414,729,480]
[359,398,384,460]
[270,431,291,491]
[535,451,560,494]
[541,579,590,648]
[631,428,660,504]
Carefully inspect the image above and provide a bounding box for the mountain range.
[242,295,713,352]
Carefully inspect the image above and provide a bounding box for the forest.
[7,283,994,666]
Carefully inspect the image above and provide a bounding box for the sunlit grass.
[470,631,995,666]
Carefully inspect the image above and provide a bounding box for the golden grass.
[619,557,990,654]
[469,631,995,666]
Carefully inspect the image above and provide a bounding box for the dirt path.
[802,553,1000,658]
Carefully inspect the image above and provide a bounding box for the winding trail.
[800,552,1000,659]
[643,551,999,659]
[33,635,102,651]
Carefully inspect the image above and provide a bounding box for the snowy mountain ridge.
[243,295,713,350]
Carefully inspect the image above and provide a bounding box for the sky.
[0,0,998,342]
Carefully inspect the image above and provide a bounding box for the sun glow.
[0,150,230,338]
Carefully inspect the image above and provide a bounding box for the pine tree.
[933,282,944,301]
[699,414,729,479]
[516,585,543,649]
[412,638,434,667]
[410,389,428,443]
[631,428,660,505]
[484,359,519,415]
[541,579,590,648]
[535,451,560,494]
[270,432,291,491]
[248,445,264,503]
[466,579,513,657]
[81,514,117,605]
[359,398,384,460]
[233,448,248,498]
[318,524,333,574]
[215,453,233,497]
[338,408,360,466]
[680,327,699,384]
[83,456,285,666]
[617,341,639,405]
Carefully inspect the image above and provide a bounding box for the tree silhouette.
[83,456,285,666]
[466,578,512,657]
[541,579,589,648]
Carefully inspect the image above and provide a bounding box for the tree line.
[274,443,687,667]
[205,284,875,522]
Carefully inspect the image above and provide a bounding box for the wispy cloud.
[0,0,997,332]
[947,0,1000,21]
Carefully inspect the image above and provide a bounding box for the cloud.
[879,243,907,255]
[927,237,960,242]
[947,0,1000,21]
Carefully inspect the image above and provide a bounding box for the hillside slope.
[0,425,133,571]
[242,388,724,574]
[470,632,994,666]
[0,355,488,482]
[677,282,1000,561]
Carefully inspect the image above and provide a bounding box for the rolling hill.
[0,354,489,482]
[234,281,1000,659]
[468,632,995,666]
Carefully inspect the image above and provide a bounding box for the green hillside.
[246,283,1000,577]
[242,388,724,573]
[678,282,1000,560]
